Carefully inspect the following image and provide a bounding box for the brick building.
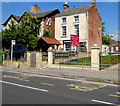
[109,40,120,53]
[55,0,102,53]
[3,4,60,37]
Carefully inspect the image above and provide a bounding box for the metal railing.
[58,62,115,71]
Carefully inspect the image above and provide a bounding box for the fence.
[58,62,114,71]
[54,49,89,64]
[53,47,119,71]
[42,52,48,61]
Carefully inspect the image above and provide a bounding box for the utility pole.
[10,40,15,71]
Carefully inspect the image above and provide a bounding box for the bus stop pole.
[10,43,13,70]
[10,40,15,71]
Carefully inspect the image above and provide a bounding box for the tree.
[42,29,54,38]
[2,12,41,51]
[117,41,120,43]
[102,22,112,45]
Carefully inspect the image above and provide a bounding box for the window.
[74,16,79,22]
[62,26,66,37]
[116,47,118,51]
[46,18,52,26]
[74,25,79,35]
[62,18,66,23]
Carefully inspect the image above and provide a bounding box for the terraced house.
[55,0,102,53]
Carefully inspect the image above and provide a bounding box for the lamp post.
[10,40,15,70]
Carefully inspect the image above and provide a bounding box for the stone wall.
[3,52,48,69]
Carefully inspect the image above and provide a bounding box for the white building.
[55,1,102,53]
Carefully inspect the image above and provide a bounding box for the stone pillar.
[91,45,100,70]
[27,52,30,67]
[63,44,66,51]
[48,47,54,66]
[36,52,42,68]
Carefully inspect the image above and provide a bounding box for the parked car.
[9,44,28,60]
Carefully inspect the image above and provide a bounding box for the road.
[2,71,120,105]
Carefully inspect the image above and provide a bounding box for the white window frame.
[62,26,67,37]
[116,47,118,51]
[62,18,66,24]
[74,16,79,22]
[74,24,79,35]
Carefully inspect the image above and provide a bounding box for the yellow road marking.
[67,83,107,92]
[70,88,87,92]
[116,92,120,94]
[98,85,107,88]
[40,83,54,86]
[67,84,76,87]
[3,75,29,82]
[109,94,120,98]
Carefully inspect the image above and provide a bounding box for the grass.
[60,55,120,69]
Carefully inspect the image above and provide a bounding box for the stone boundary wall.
[3,52,48,69]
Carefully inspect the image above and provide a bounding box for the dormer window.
[74,16,79,22]
[62,18,66,23]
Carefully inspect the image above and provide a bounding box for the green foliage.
[102,34,112,45]
[117,41,120,43]
[60,55,120,69]
[2,12,41,51]
[102,22,113,45]
[42,29,54,38]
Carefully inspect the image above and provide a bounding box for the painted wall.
[55,13,88,44]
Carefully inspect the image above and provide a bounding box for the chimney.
[92,0,96,6]
[31,4,40,14]
[63,1,69,10]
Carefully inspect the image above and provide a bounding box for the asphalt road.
[2,71,120,105]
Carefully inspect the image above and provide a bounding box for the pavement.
[1,65,119,85]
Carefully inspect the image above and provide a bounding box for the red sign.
[70,34,79,47]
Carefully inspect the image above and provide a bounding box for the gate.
[30,52,36,67]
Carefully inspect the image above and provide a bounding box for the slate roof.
[110,40,119,46]
[40,37,61,45]
[3,14,20,26]
[56,5,93,17]
[3,9,60,26]
[28,9,60,18]
[12,15,20,20]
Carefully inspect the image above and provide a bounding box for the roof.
[12,15,20,20]
[56,5,93,17]
[3,9,60,26]
[110,40,119,46]
[28,9,60,18]
[40,37,61,45]
[3,14,20,26]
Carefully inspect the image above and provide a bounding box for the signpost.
[70,34,80,60]
[10,40,15,70]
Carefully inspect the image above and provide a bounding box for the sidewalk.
[1,65,119,84]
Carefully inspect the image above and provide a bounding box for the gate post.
[27,52,30,67]
[91,44,100,70]
[48,47,54,66]
[36,52,42,68]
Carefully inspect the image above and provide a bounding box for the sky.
[1,1,119,41]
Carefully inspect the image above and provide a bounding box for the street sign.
[70,34,79,47]
[12,40,16,45]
